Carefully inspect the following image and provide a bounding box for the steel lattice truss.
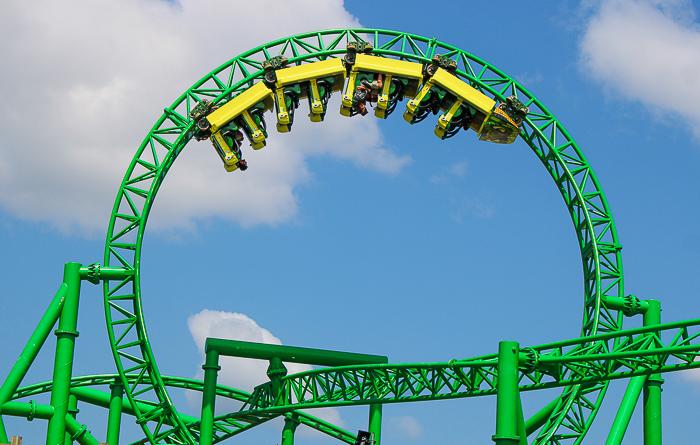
[237,317,700,411]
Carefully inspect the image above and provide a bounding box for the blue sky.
[1,0,700,443]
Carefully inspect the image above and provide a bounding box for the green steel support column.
[368,403,382,445]
[46,262,82,445]
[106,382,123,445]
[493,341,520,445]
[643,300,662,445]
[281,414,300,445]
[199,349,220,445]
[606,375,646,445]
[0,283,67,442]
[516,390,527,445]
[644,376,663,445]
[64,394,79,445]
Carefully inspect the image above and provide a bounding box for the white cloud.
[388,415,423,439]
[429,161,468,184]
[186,309,344,428]
[0,0,411,236]
[448,161,468,177]
[580,0,700,135]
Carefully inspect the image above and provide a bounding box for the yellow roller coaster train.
[189,42,530,173]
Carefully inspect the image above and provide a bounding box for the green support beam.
[607,375,646,445]
[493,341,521,445]
[643,300,662,445]
[65,394,78,445]
[0,401,99,445]
[106,382,123,445]
[199,349,220,445]
[368,404,382,445]
[0,283,67,442]
[47,263,82,445]
[205,339,388,366]
[281,414,300,445]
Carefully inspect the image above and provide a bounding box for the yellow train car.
[271,58,347,130]
[340,54,424,119]
[404,60,527,143]
[204,82,274,149]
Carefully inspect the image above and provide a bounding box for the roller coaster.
[1,29,699,445]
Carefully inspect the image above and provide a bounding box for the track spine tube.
[643,300,662,445]
[200,349,220,445]
[106,382,123,445]
[46,263,82,445]
[493,341,520,444]
[0,283,67,442]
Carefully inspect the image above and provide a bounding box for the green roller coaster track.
[1,28,698,445]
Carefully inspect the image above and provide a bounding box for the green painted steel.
[206,339,388,366]
[280,415,300,445]
[107,382,124,445]
[0,283,67,442]
[233,316,700,419]
[64,415,100,445]
[200,350,220,445]
[65,394,78,445]
[494,341,521,444]
[47,263,82,445]
[9,374,360,444]
[368,404,382,445]
[516,392,528,445]
[607,375,646,445]
[644,376,663,445]
[643,300,662,445]
[99,28,626,444]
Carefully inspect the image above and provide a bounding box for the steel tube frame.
[280,414,300,445]
[606,375,646,445]
[205,339,387,366]
[65,394,78,445]
[493,341,521,444]
[199,349,220,445]
[106,382,123,445]
[47,263,82,445]
[69,386,198,424]
[0,402,99,445]
[0,283,67,442]
[368,404,382,445]
[643,300,662,445]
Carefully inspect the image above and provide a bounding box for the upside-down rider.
[353,74,384,116]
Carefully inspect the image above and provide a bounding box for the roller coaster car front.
[190,99,217,140]
[211,123,248,172]
[478,96,529,144]
[268,58,346,129]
